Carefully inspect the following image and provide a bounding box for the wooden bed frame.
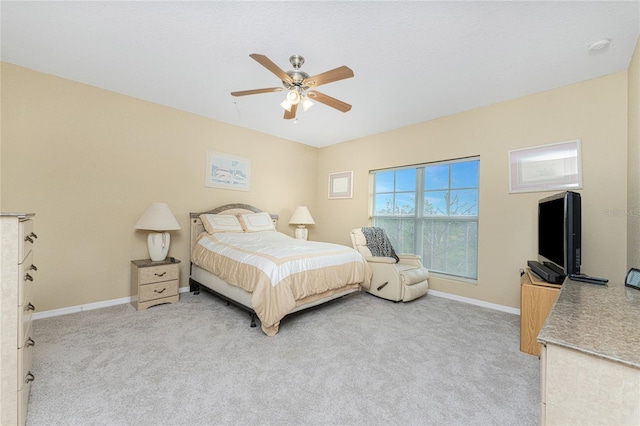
[189,203,361,330]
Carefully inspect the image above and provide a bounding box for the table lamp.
[288,206,315,240]
[134,202,181,261]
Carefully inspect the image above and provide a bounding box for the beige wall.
[1,63,318,312]
[1,61,633,313]
[628,36,640,271]
[315,72,628,309]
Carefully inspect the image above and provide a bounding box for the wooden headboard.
[189,203,279,252]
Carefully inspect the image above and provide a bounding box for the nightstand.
[130,258,180,311]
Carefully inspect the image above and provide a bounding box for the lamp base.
[148,231,170,261]
[294,226,308,240]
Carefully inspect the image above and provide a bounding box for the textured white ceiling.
[2,1,639,148]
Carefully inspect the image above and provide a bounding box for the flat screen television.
[538,191,581,276]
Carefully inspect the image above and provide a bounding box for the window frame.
[370,156,480,282]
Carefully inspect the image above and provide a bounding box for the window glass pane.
[395,169,416,192]
[424,191,448,215]
[374,171,394,193]
[372,217,415,253]
[395,192,415,215]
[449,189,478,216]
[374,194,394,215]
[423,164,449,190]
[444,221,478,279]
[451,161,479,189]
[421,219,478,279]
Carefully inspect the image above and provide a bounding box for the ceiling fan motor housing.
[284,55,309,90]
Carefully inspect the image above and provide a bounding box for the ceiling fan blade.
[303,66,354,88]
[307,91,352,112]
[283,103,298,120]
[231,87,283,97]
[250,53,293,84]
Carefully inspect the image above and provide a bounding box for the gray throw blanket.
[361,227,399,263]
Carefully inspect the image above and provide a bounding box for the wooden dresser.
[1,213,37,425]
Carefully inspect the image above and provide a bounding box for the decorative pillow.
[238,211,275,232]
[199,214,244,234]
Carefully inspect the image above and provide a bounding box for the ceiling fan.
[231,54,354,120]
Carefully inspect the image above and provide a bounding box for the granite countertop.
[538,278,640,369]
[0,212,35,217]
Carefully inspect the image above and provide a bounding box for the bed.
[189,204,371,336]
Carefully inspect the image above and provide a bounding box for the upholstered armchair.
[350,227,429,302]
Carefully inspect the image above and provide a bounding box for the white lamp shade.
[134,202,181,231]
[135,203,180,261]
[288,206,315,225]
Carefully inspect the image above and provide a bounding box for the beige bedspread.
[191,231,370,336]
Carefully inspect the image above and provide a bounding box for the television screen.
[538,197,565,269]
[538,191,581,276]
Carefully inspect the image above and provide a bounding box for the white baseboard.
[428,289,521,316]
[34,286,519,320]
[33,286,192,320]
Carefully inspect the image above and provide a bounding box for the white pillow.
[199,214,244,234]
[239,212,275,232]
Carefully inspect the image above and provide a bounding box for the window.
[371,157,479,280]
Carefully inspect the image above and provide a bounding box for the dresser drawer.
[18,297,34,348]
[18,326,34,388]
[18,384,31,426]
[18,219,35,264]
[19,251,36,307]
[18,321,34,426]
[139,280,179,303]
[138,263,179,284]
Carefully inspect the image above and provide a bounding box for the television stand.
[520,268,561,356]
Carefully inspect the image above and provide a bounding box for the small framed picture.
[328,171,353,199]
[205,151,250,192]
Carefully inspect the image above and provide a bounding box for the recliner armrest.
[398,254,422,260]
[364,256,397,264]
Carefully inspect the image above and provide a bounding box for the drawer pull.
[26,337,35,347]
[30,232,38,239]
[25,372,35,384]
[29,264,38,271]
[154,272,167,277]
[154,288,167,294]
[25,235,33,243]
[26,303,35,312]
[25,273,33,282]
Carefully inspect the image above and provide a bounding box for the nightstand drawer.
[139,279,178,302]
[138,264,178,284]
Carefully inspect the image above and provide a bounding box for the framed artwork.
[205,151,250,191]
[508,139,582,193]
[328,171,353,199]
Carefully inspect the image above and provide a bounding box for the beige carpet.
[27,290,539,425]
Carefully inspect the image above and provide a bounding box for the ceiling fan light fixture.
[287,90,301,105]
[280,99,292,111]
[301,98,314,112]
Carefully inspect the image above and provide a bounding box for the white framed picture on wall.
[205,151,251,191]
[328,171,353,199]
